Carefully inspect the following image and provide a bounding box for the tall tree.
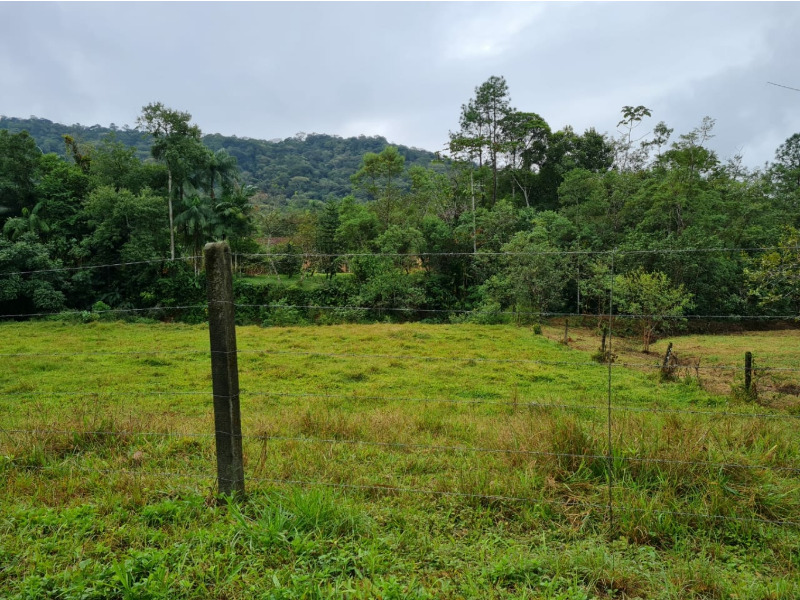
[0,130,40,217]
[770,133,800,226]
[201,148,239,200]
[451,76,512,206]
[614,105,652,172]
[476,76,511,204]
[175,194,217,273]
[315,199,341,279]
[501,110,550,207]
[90,134,147,193]
[136,102,204,259]
[350,146,405,227]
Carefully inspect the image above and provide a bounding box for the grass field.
[2,321,800,599]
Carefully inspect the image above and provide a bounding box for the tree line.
[0,115,438,204]
[1,79,798,343]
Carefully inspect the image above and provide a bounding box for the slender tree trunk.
[511,172,530,208]
[194,229,200,275]
[492,158,498,206]
[168,169,175,260]
[471,170,477,253]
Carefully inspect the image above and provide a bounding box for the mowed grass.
[2,321,800,599]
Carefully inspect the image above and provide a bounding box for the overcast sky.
[2,2,799,168]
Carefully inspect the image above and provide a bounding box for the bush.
[262,298,308,327]
[466,301,507,325]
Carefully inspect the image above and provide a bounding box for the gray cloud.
[1,2,798,167]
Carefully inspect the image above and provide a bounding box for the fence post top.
[204,241,229,253]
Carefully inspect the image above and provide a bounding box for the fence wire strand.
[237,245,789,260]
[2,245,788,280]
[3,255,200,277]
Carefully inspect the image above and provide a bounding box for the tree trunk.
[168,169,175,260]
[492,160,498,206]
[471,170,477,253]
[194,229,200,274]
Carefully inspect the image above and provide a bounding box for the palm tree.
[204,149,239,200]
[137,102,204,260]
[175,195,217,273]
[214,183,254,237]
[3,202,49,241]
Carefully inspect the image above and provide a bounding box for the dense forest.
[0,115,438,204]
[1,76,798,339]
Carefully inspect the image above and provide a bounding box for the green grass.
[2,321,800,598]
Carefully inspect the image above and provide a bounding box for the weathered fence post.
[205,241,245,497]
[744,351,753,396]
[661,342,674,377]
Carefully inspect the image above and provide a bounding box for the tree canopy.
[1,82,798,330]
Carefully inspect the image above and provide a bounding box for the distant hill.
[0,116,152,158]
[0,116,442,201]
[202,132,441,201]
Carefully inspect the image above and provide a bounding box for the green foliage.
[0,234,66,314]
[84,186,169,264]
[350,146,406,227]
[90,133,161,194]
[335,195,379,252]
[770,133,800,227]
[746,227,800,313]
[261,297,308,327]
[2,89,800,326]
[269,242,304,277]
[374,225,424,273]
[315,200,341,278]
[480,219,571,322]
[613,268,694,352]
[0,129,41,217]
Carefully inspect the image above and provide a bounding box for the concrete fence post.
[205,241,245,497]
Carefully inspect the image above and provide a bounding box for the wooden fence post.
[661,342,674,377]
[205,241,245,497]
[745,351,753,396]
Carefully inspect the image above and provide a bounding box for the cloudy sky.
[2,2,799,167]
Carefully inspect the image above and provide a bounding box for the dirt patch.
[776,383,800,396]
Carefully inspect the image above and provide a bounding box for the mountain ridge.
[0,115,441,202]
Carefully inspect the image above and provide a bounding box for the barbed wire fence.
[1,242,799,535]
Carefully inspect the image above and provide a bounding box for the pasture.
[1,320,799,599]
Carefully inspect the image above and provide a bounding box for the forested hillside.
[0,116,438,202]
[1,76,798,334]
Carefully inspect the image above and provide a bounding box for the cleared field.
[2,321,799,599]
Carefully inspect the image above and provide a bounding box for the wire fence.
[2,246,799,534]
